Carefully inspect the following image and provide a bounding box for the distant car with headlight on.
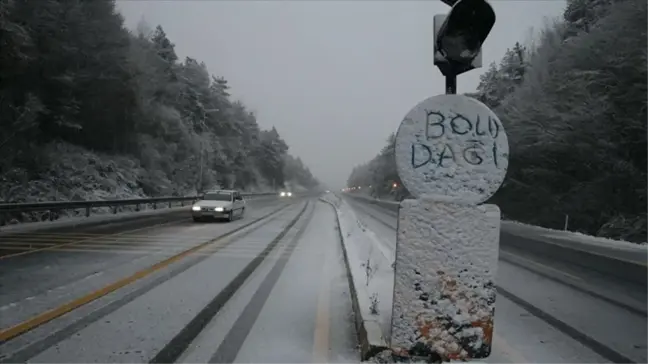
[279,191,293,197]
[191,190,245,222]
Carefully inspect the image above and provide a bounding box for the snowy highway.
[1,193,647,363]
[345,196,647,364]
[0,197,358,363]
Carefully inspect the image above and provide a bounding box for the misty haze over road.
[116,0,565,190]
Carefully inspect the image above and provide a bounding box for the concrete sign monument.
[390,94,508,361]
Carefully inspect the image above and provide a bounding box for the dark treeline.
[348,0,646,242]
[0,0,318,207]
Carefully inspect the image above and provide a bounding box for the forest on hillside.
[347,0,647,242]
[0,0,318,211]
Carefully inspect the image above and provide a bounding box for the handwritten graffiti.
[411,140,499,169]
[425,110,500,140]
[408,109,503,170]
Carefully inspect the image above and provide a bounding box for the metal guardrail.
[0,192,280,219]
[342,192,648,286]
[342,193,400,212]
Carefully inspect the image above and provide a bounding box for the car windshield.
[203,193,232,201]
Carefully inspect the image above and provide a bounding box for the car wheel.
[193,216,201,223]
[227,212,234,222]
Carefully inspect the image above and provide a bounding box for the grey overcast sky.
[116,0,565,190]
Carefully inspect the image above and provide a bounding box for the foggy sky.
[116,0,565,190]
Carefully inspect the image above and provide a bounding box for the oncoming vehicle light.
[214,207,224,212]
[192,206,201,211]
[280,192,286,197]
[287,192,292,197]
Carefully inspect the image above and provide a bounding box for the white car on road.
[191,190,245,222]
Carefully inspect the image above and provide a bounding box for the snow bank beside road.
[320,193,391,359]
[347,193,647,248]
[321,193,496,363]
[0,194,279,235]
[0,141,293,227]
[502,220,647,249]
[0,206,188,235]
[367,349,433,363]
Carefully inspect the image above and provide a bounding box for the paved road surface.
[3,193,646,363]
[346,197,647,364]
[0,197,292,327]
[179,202,357,363]
[0,198,358,363]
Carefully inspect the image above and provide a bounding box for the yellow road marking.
[1,242,59,248]
[1,232,136,238]
[1,235,94,242]
[0,206,288,342]
[0,221,201,239]
[0,237,309,250]
[0,245,309,258]
[0,233,199,242]
[0,218,191,260]
[312,243,331,363]
[501,251,584,282]
[0,238,298,249]
[0,234,282,247]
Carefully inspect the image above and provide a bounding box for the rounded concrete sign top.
[395,94,509,204]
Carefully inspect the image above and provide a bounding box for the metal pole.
[198,140,203,193]
[445,74,457,94]
[196,109,219,193]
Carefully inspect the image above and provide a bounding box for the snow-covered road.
[179,201,357,363]
[0,197,294,327]
[2,193,646,363]
[346,197,647,363]
[0,198,359,363]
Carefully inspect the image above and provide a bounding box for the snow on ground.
[0,206,187,234]
[368,349,432,363]
[0,141,299,227]
[346,193,647,248]
[323,193,496,364]
[320,193,394,342]
[390,199,500,361]
[502,220,648,248]
[0,194,278,235]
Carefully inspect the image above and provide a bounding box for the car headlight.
[280,192,286,197]
[192,206,201,211]
[214,207,224,212]
[287,192,292,197]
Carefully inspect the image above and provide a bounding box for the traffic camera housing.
[434,0,496,76]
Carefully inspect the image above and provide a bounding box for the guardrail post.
[135,203,140,212]
[153,202,157,210]
[390,94,509,361]
[86,206,90,217]
[112,206,117,214]
[49,210,54,221]
[564,214,569,231]
[168,201,171,208]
